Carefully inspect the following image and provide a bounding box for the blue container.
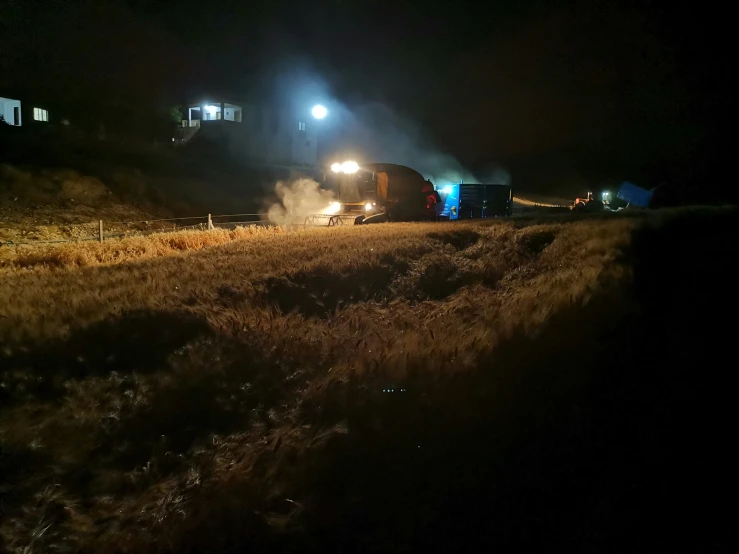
[617,182,653,208]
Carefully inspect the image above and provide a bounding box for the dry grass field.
[0,209,734,552]
[0,226,283,271]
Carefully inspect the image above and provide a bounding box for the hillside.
[0,164,173,242]
[0,209,734,552]
[0,136,314,244]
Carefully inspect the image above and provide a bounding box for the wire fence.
[0,212,274,247]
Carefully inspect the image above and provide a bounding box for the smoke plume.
[267,65,509,187]
[338,102,482,186]
[267,178,336,225]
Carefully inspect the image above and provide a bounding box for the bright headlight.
[365,203,373,212]
[330,162,341,173]
[323,201,341,215]
[341,161,359,174]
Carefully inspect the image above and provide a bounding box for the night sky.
[1,0,731,200]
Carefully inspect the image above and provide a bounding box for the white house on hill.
[0,95,51,127]
[181,99,318,167]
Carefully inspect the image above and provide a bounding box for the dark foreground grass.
[0,209,734,552]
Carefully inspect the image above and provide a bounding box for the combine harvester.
[306,161,513,226]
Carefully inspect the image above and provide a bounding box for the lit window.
[298,121,306,131]
[33,107,48,122]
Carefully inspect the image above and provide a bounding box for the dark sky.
[0,0,731,198]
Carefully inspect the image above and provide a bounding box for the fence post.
[99,220,104,243]
[208,213,214,230]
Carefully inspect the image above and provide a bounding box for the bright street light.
[311,104,328,119]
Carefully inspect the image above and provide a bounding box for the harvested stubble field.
[0,209,734,552]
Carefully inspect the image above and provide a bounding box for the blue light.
[434,183,461,220]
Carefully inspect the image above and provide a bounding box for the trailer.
[617,181,653,208]
[434,182,513,219]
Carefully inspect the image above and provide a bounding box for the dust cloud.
[267,178,336,225]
